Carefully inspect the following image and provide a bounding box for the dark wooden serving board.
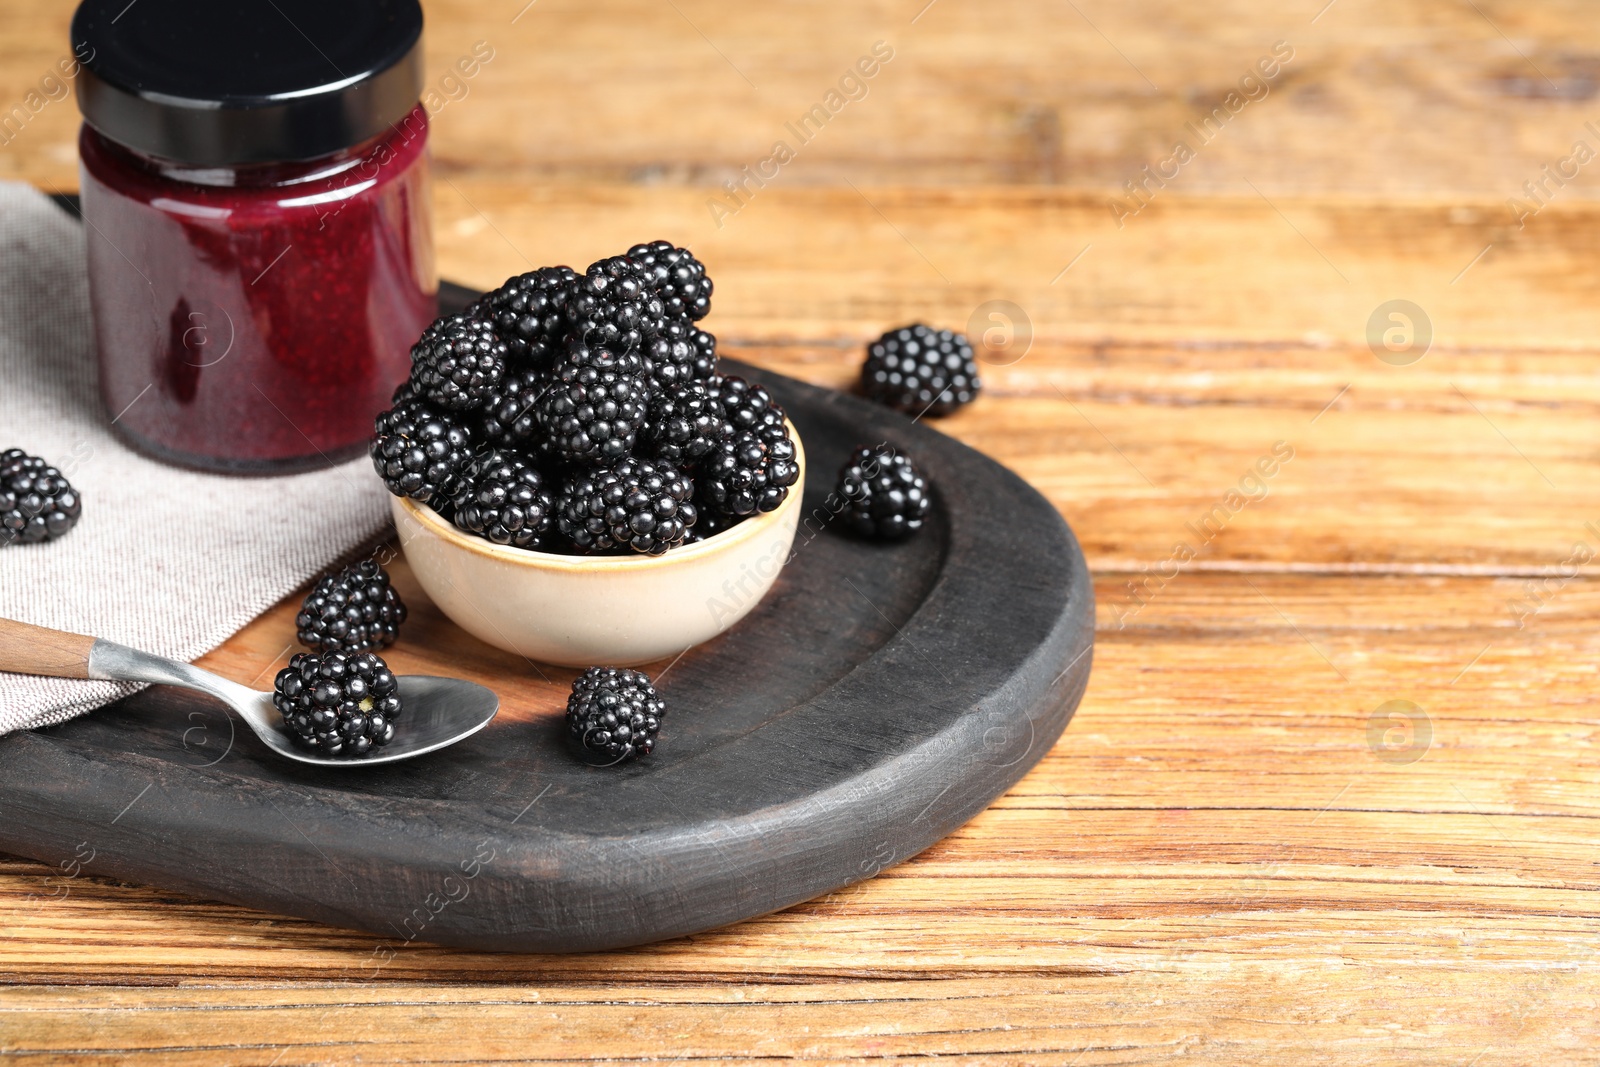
[0,280,1093,952]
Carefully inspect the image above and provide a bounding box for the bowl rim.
[392,421,806,573]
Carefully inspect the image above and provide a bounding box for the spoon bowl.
[0,618,499,767]
[226,675,499,767]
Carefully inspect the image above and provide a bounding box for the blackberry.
[561,334,648,378]
[641,380,728,466]
[697,424,800,518]
[409,315,508,412]
[861,324,981,417]
[687,323,717,378]
[370,394,474,505]
[557,458,697,555]
[710,374,786,435]
[296,559,408,653]
[836,445,931,540]
[0,450,82,547]
[627,240,712,321]
[479,365,548,449]
[273,650,401,758]
[536,352,649,466]
[565,666,665,764]
[641,319,717,391]
[482,266,577,362]
[567,255,665,352]
[450,450,556,549]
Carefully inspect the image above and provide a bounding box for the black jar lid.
[72,0,424,166]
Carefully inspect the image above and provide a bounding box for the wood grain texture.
[6,0,1600,1061]
[0,618,93,678]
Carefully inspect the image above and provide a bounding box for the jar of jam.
[72,0,436,473]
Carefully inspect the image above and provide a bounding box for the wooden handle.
[0,618,97,679]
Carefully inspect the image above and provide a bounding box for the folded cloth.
[0,182,393,734]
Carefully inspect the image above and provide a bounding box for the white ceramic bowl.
[391,432,805,667]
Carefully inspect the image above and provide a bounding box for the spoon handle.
[0,617,96,679]
[0,617,262,712]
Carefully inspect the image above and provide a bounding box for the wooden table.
[5,0,1600,1061]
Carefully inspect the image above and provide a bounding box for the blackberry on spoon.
[273,650,402,758]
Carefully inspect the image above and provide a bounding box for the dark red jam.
[78,109,435,472]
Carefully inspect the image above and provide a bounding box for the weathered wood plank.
[1,974,1597,1066]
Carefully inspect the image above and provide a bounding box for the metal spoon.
[0,617,498,767]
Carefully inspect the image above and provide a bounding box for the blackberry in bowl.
[388,420,805,667]
[379,243,806,666]
[556,457,697,556]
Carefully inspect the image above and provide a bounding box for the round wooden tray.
[0,286,1093,952]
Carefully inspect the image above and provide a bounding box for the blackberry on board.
[0,449,82,547]
[861,324,981,417]
[451,450,556,549]
[836,444,932,540]
[557,458,697,555]
[296,559,407,653]
[565,666,665,764]
[697,424,800,519]
[409,314,508,412]
[627,240,712,322]
[273,650,401,758]
[370,393,474,505]
[641,380,728,466]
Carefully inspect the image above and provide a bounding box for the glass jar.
[71,0,436,473]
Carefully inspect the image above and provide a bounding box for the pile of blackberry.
[373,242,800,556]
